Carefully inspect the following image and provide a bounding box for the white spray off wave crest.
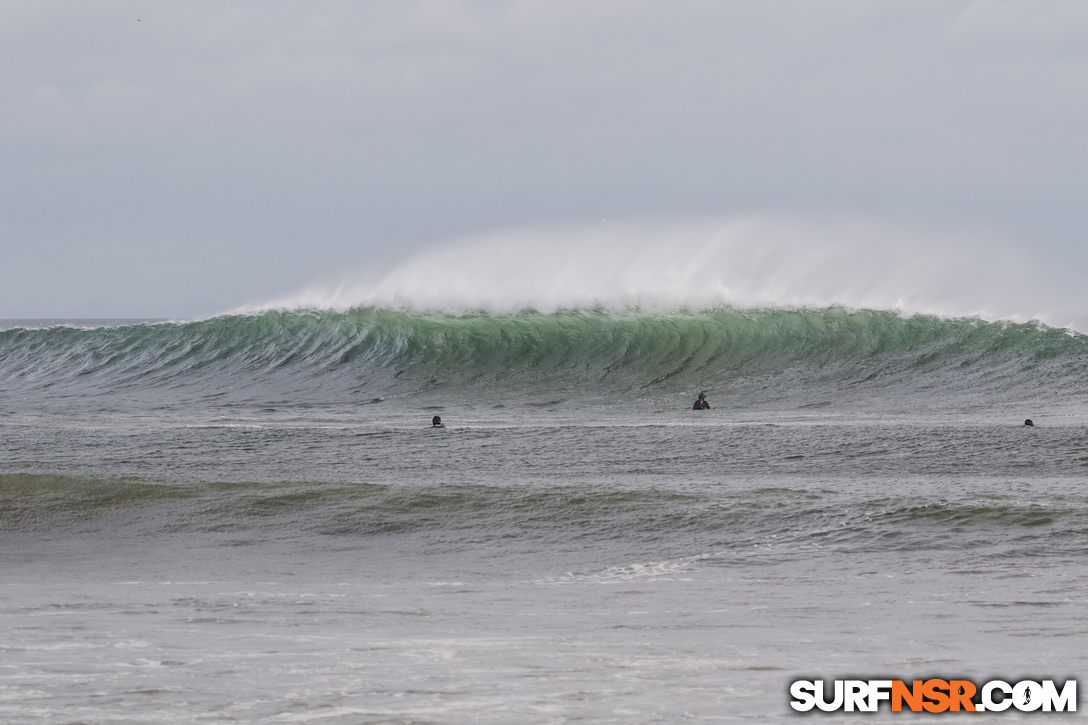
[252,215,1086,329]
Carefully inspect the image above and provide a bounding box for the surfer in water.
[1024,419,1035,426]
[692,392,710,410]
[431,416,446,428]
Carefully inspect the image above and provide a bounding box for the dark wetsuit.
[693,399,710,410]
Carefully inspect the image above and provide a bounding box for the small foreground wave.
[3,475,1085,563]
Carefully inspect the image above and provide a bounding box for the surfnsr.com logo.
[790,679,1077,713]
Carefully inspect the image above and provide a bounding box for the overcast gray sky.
[2,1,1087,318]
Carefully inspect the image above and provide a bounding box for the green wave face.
[2,307,1087,409]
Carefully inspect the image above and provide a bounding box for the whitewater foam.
[243,215,1088,330]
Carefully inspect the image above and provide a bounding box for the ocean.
[1,306,1086,722]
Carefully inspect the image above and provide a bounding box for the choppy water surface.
[1,310,1086,722]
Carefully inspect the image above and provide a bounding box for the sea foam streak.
[243,215,1086,330]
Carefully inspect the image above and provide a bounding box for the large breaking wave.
[3,306,1087,412]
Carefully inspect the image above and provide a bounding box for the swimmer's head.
[698,392,706,399]
[1024,418,1034,426]
[432,416,442,426]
